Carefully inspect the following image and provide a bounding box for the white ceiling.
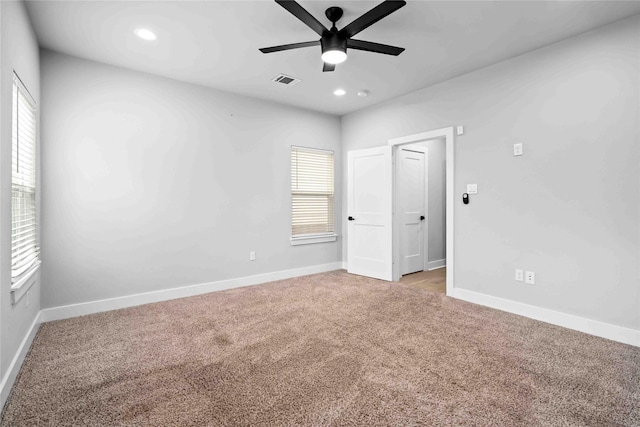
[25,0,640,116]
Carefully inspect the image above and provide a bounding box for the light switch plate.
[513,143,523,156]
[466,184,478,194]
[457,126,464,136]
[515,269,524,282]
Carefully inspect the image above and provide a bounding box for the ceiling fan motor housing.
[321,31,347,55]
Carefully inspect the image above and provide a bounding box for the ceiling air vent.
[272,74,301,86]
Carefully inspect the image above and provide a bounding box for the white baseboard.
[341,261,347,270]
[427,259,446,271]
[0,312,41,410]
[41,262,343,323]
[452,288,640,347]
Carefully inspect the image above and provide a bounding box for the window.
[290,146,336,245]
[11,74,39,290]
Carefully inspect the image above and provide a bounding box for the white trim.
[0,312,41,409]
[452,288,640,347]
[290,233,338,246]
[427,259,446,271]
[291,145,334,155]
[12,72,36,106]
[445,128,455,297]
[388,126,456,298]
[422,149,430,274]
[41,262,343,322]
[341,261,347,270]
[10,261,41,305]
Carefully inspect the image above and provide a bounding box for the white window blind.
[12,75,39,281]
[291,146,335,236]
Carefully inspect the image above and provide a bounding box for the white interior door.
[347,146,393,281]
[399,148,426,275]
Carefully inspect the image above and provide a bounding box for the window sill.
[290,233,338,246]
[11,260,41,305]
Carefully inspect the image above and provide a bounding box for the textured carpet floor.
[2,270,639,426]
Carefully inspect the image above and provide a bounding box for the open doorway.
[389,127,455,296]
[345,126,456,294]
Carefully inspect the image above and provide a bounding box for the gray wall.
[404,139,446,265]
[0,0,41,378]
[40,51,342,309]
[342,16,640,331]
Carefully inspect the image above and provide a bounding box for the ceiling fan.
[259,0,407,72]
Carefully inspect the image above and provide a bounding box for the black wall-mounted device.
[463,193,469,204]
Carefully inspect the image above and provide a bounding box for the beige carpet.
[2,270,639,426]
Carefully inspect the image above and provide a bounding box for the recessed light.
[333,89,346,96]
[134,28,157,41]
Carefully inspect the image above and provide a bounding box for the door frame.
[389,126,456,296]
[398,145,428,275]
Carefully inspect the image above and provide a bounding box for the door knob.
[348,216,355,221]
[420,215,425,221]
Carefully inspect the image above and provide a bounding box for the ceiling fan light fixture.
[322,49,347,65]
[321,33,347,65]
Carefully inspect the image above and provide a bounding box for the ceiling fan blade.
[259,40,320,54]
[347,39,404,56]
[275,0,328,37]
[341,1,406,38]
[323,62,336,72]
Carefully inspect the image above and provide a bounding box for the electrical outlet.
[525,271,535,285]
[515,269,524,282]
[249,251,256,261]
[513,143,523,156]
[457,126,464,136]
